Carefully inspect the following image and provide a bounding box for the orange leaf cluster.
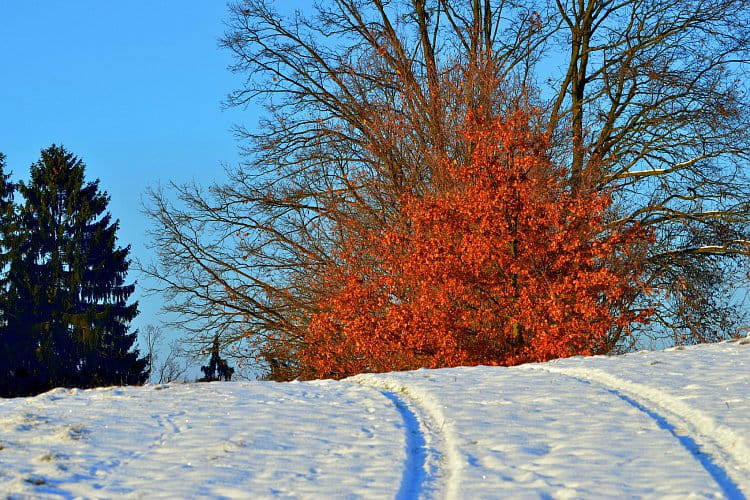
[301,109,651,379]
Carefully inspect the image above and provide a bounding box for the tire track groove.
[527,365,748,498]
[350,375,462,500]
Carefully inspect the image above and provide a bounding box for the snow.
[2,337,749,498]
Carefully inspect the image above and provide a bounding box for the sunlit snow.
[2,336,749,498]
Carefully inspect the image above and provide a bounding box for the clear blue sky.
[0,3,254,342]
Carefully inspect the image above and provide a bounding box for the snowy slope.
[1,337,749,499]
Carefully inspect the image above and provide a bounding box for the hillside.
[2,337,749,498]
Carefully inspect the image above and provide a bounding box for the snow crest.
[1,339,748,497]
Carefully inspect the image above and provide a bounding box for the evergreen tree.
[1,145,147,397]
[199,334,234,382]
[0,152,19,391]
[0,153,15,237]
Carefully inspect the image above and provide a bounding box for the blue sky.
[0,3,254,346]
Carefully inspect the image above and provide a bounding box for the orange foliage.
[301,109,652,379]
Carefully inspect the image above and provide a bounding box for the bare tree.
[140,325,189,384]
[544,0,750,348]
[143,0,750,378]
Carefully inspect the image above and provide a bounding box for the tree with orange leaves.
[300,110,653,379]
[144,1,750,379]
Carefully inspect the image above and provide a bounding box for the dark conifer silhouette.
[199,335,234,382]
[0,153,19,390]
[1,146,147,397]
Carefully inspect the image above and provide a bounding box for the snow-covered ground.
[2,337,749,499]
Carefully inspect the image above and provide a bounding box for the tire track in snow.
[350,375,462,500]
[527,365,749,498]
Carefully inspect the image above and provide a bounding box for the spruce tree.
[2,145,147,396]
[0,152,19,393]
[199,334,234,382]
